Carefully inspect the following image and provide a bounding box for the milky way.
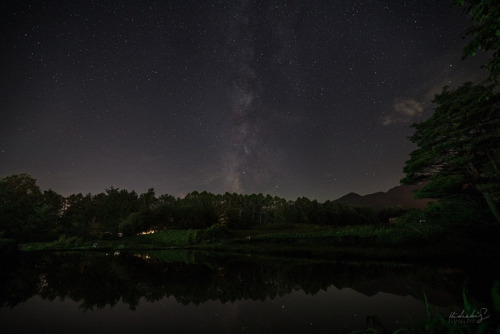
[222,1,293,194]
[0,1,489,200]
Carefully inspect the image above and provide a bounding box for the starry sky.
[0,0,489,201]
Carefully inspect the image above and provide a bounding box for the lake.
[0,250,498,333]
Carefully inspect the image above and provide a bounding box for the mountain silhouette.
[334,184,431,209]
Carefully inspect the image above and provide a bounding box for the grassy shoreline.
[14,222,500,263]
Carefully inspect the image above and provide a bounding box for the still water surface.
[0,251,497,333]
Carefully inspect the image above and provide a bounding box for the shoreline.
[11,223,499,264]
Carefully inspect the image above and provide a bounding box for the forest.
[0,173,410,242]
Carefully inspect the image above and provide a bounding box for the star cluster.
[0,0,487,200]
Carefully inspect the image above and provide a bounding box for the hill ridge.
[334,184,430,209]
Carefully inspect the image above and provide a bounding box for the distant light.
[138,230,156,235]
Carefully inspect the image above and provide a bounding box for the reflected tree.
[0,252,470,311]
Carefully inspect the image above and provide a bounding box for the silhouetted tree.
[0,174,42,240]
[453,0,500,87]
[402,83,500,222]
[93,187,141,235]
[30,189,65,239]
[139,188,158,211]
[62,193,95,237]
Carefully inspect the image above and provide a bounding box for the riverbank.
[15,221,500,263]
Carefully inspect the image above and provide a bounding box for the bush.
[48,235,83,249]
[119,212,147,236]
[142,229,202,247]
[395,209,446,240]
[201,224,231,241]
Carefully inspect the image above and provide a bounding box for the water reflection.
[0,251,496,333]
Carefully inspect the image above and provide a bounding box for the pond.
[0,250,498,333]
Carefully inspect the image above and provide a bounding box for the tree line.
[0,173,409,242]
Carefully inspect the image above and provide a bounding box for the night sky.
[0,1,489,201]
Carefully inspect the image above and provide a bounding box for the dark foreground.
[2,222,499,332]
[0,250,499,333]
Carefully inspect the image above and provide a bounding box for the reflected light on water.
[0,286,428,333]
[1,251,494,333]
